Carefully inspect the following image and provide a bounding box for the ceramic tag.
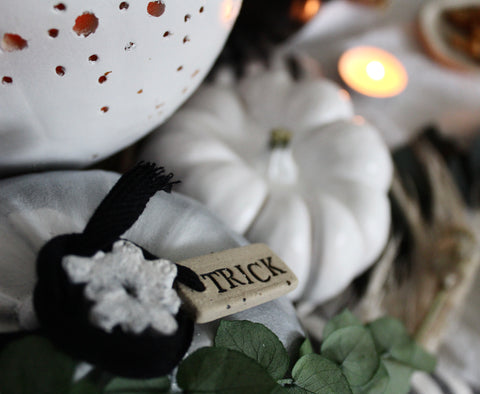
[176,244,298,323]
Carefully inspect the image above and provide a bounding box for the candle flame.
[338,46,408,98]
[366,61,385,81]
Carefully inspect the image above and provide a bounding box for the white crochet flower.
[62,240,181,335]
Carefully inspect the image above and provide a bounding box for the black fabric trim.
[139,242,206,292]
[82,163,179,251]
[175,263,206,291]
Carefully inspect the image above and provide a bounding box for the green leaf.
[323,310,362,340]
[177,347,278,394]
[351,362,389,394]
[367,316,436,372]
[69,378,103,394]
[321,326,379,387]
[0,335,76,394]
[382,359,414,394]
[390,342,436,373]
[367,317,410,353]
[215,320,289,381]
[298,338,315,358]
[281,385,310,393]
[292,354,352,394]
[105,376,171,393]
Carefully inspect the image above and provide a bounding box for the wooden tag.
[176,244,298,323]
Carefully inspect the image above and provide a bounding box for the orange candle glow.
[338,46,408,98]
[290,0,322,23]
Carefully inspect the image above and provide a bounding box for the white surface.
[0,0,241,174]
[287,0,480,147]
[141,67,393,304]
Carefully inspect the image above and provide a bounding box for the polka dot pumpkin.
[0,0,241,174]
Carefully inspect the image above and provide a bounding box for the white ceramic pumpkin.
[0,0,241,174]
[141,67,393,303]
[0,170,303,358]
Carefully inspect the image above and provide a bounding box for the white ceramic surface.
[0,170,303,356]
[141,67,393,304]
[0,0,241,174]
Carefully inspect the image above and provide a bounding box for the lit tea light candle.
[338,46,408,98]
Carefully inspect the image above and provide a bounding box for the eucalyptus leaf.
[292,354,351,394]
[299,338,315,358]
[382,359,414,394]
[321,326,379,387]
[215,320,289,380]
[105,376,170,393]
[270,386,287,394]
[0,335,76,394]
[69,378,103,394]
[281,385,310,393]
[367,317,410,353]
[177,347,278,393]
[323,310,362,340]
[271,384,304,393]
[351,361,389,394]
[390,342,436,373]
[367,316,435,372]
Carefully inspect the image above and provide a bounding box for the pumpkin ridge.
[322,184,383,262]
[245,190,312,299]
[294,194,323,302]
[242,191,272,237]
[303,193,365,302]
[178,161,269,234]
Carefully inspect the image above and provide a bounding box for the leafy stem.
[0,310,435,393]
[177,310,436,394]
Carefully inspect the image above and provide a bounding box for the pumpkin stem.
[269,128,292,149]
[266,128,298,184]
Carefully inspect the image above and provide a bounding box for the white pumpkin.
[141,67,393,303]
[0,170,303,357]
[0,0,241,174]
